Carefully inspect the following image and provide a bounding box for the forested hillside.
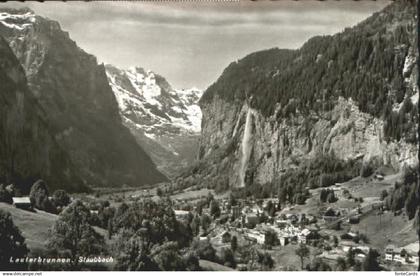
[201,1,417,142]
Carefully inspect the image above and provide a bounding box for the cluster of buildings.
[224,199,319,247]
[173,192,419,270]
[243,222,315,246]
[174,209,191,221]
[385,245,419,266]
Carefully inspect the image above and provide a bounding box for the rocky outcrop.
[198,96,417,188]
[0,8,167,188]
[0,36,85,193]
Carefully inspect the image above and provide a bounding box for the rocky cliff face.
[106,65,202,177]
[198,96,417,189]
[0,8,167,188]
[179,1,418,190]
[0,36,85,193]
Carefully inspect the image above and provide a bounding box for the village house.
[231,205,242,220]
[355,245,370,255]
[385,245,396,262]
[374,173,384,181]
[246,229,265,244]
[347,215,361,224]
[405,251,419,266]
[385,245,419,266]
[298,228,311,244]
[262,199,279,210]
[341,231,358,241]
[355,253,366,262]
[174,210,190,221]
[298,213,307,223]
[245,213,259,226]
[306,214,317,224]
[251,206,263,215]
[279,236,289,246]
[12,197,32,210]
[371,202,384,211]
[331,186,342,192]
[275,219,289,229]
[341,240,360,251]
[241,206,251,215]
[285,213,299,224]
[277,225,301,244]
[323,207,340,223]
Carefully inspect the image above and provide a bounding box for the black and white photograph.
[0,0,419,273]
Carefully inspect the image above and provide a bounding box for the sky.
[3,1,391,90]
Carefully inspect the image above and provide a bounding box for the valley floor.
[1,170,418,271]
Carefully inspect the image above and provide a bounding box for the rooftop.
[12,197,31,204]
[174,210,190,215]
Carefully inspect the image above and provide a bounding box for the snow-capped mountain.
[105,65,203,177]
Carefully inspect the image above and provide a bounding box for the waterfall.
[239,108,254,187]
[231,112,242,138]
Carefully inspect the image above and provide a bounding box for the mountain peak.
[105,64,203,177]
[106,64,203,135]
